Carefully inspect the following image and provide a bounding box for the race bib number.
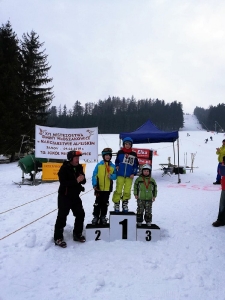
[123,154,135,166]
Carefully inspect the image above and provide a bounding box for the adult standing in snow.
[54,150,86,248]
[212,156,225,227]
[213,139,225,184]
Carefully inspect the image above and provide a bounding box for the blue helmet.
[123,137,133,146]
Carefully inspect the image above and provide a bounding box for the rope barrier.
[0,191,57,215]
[0,187,94,241]
[0,209,57,241]
[1,176,93,215]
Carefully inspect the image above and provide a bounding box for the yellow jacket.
[92,160,117,191]
[216,145,225,162]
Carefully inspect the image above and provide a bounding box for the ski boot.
[122,200,128,213]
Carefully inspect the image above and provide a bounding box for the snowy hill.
[181,114,203,131]
[1,119,225,300]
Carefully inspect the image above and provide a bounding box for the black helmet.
[67,150,82,161]
[102,148,112,159]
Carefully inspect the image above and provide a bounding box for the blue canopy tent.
[119,119,181,183]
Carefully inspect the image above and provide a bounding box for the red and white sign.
[132,148,152,159]
[138,158,152,165]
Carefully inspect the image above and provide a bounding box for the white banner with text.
[35,125,98,160]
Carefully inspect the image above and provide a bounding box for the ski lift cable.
[215,121,224,131]
[98,130,110,148]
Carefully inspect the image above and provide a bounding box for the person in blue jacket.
[112,137,139,212]
[92,148,117,225]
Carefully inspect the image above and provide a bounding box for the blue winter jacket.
[115,150,139,178]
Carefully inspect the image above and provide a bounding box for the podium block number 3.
[145,230,151,241]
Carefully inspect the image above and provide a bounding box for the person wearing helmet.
[54,150,86,248]
[112,137,139,212]
[91,148,117,225]
[134,164,157,226]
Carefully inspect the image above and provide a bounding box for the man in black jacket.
[54,150,86,248]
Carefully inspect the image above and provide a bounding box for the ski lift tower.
[18,135,30,159]
[215,121,224,133]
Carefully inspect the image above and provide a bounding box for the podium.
[85,224,110,242]
[136,224,160,242]
[85,211,160,242]
[109,212,136,241]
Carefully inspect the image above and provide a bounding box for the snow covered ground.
[181,114,203,131]
[1,115,225,300]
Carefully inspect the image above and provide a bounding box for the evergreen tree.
[46,96,184,132]
[46,106,57,127]
[20,30,54,132]
[73,100,84,116]
[0,21,22,157]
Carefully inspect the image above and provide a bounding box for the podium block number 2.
[95,230,101,241]
[85,224,110,242]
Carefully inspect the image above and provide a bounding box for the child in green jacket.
[133,164,157,226]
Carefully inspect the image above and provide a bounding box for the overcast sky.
[1,0,225,114]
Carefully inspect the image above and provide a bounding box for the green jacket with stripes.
[134,176,157,201]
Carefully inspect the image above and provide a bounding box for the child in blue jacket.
[92,148,117,225]
[112,137,139,212]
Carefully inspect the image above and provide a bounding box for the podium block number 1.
[109,212,136,241]
[119,219,128,239]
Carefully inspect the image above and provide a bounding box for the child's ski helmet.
[123,137,133,146]
[102,148,112,159]
[142,164,151,173]
[67,150,82,161]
